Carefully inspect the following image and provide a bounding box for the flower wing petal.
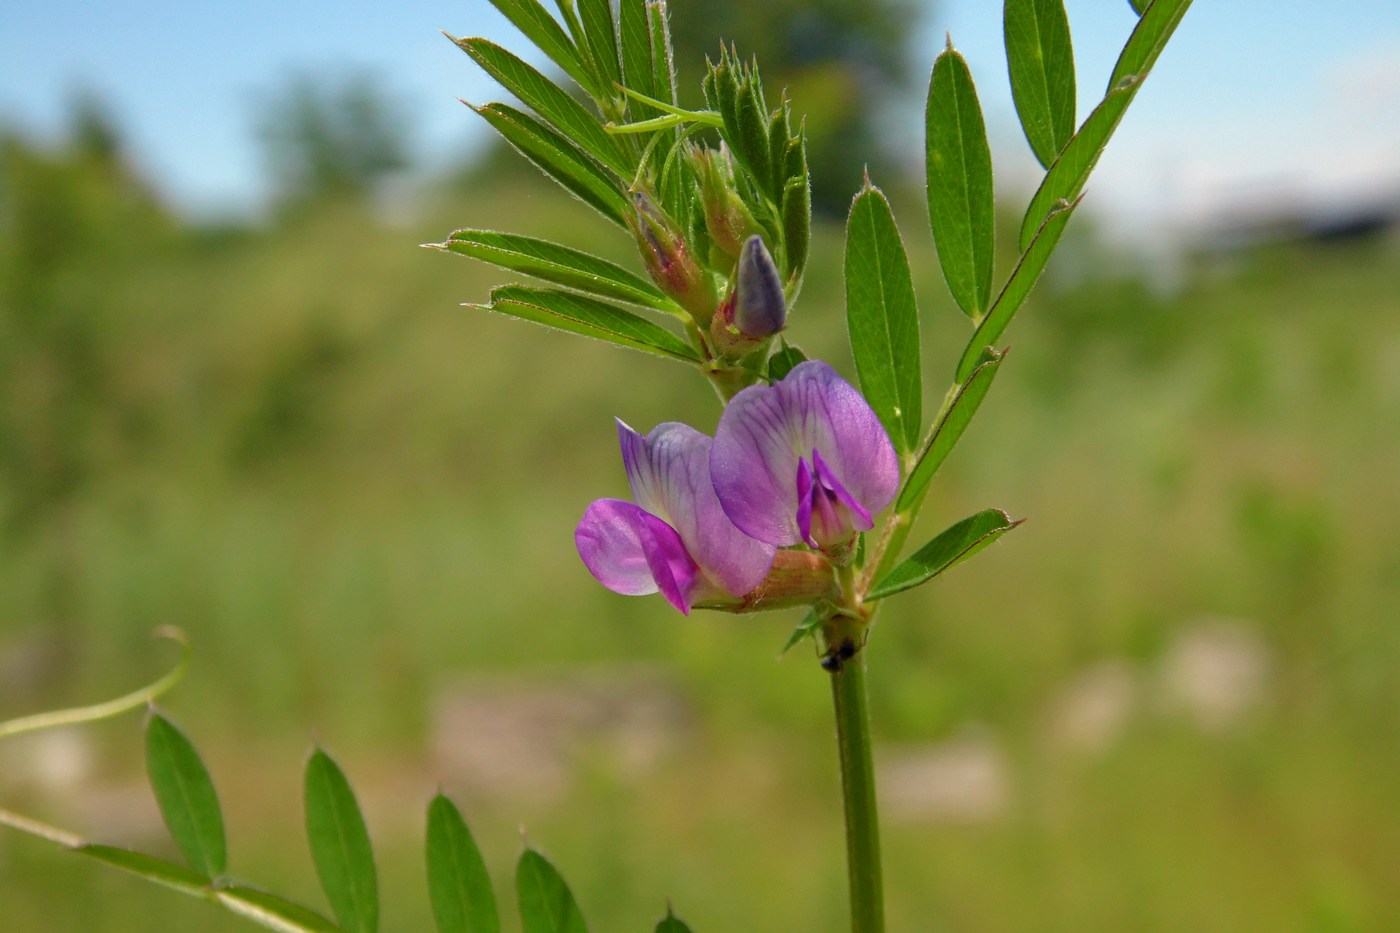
[575,498,664,596]
[575,498,702,614]
[621,420,775,596]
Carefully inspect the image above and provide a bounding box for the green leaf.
[647,1,676,107]
[304,748,378,933]
[551,0,591,68]
[1019,0,1193,249]
[1004,0,1076,168]
[470,103,629,226]
[483,0,598,99]
[619,0,655,109]
[1110,0,1193,90]
[145,712,227,879]
[955,197,1076,382]
[925,43,996,319]
[845,181,922,455]
[516,848,588,933]
[439,230,674,311]
[576,0,621,93]
[1128,0,1150,14]
[426,795,499,933]
[655,906,695,933]
[767,340,807,382]
[78,845,210,897]
[216,886,342,933]
[868,509,1022,601]
[779,609,822,657]
[898,349,1004,512]
[479,285,702,363]
[455,37,630,177]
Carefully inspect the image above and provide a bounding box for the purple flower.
[710,360,900,550]
[576,420,776,614]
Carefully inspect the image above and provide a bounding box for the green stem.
[830,650,884,933]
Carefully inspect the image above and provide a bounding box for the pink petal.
[616,420,775,598]
[711,361,899,546]
[575,498,699,612]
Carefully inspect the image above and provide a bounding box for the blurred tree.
[256,72,412,211]
[666,0,926,214]
[0,93,175,691]
[0,92,172,524]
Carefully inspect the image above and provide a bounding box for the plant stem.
[830,650,884,933]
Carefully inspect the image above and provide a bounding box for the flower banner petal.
[712,361,899,546]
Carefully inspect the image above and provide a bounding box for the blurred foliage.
[255,72,411,212]
[2,98,1400,932]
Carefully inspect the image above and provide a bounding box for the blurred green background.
[4,2,1400,931]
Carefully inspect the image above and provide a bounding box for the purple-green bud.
[693,145,759,261]
[627,190,718,325]
[710,235,787,358]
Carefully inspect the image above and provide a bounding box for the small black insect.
[820,637,858,672]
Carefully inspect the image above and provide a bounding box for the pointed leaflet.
[304,749,378,933]
[1004,0,1076,168]
[470,103,629,226]
[955,197,1076,382]
[484,0,599,99]
[1019,0,1193,249]
[479,285,701,363]
[145,712,227,879]
[780,607,822,657]
[898,349,1004,512]
[439,230,675,311]
[845,182,922,455]
[426,795,499,933]
[619,0,655,109]
[576,0,621,93]
[926,44,995,319]
[455,38,631,177]
[868,509,1022,600]
[647,1,677,107]
[767,340,807,382]
[516,848,588,933]
[655,907,695,933]
[1110,0,1193,90]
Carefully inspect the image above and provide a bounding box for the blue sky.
[2,0,1398,235]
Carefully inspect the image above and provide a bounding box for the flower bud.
[693,145,759,261]
[710,235,786,358]
[627,190,718,325]
[733,235,786,336]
